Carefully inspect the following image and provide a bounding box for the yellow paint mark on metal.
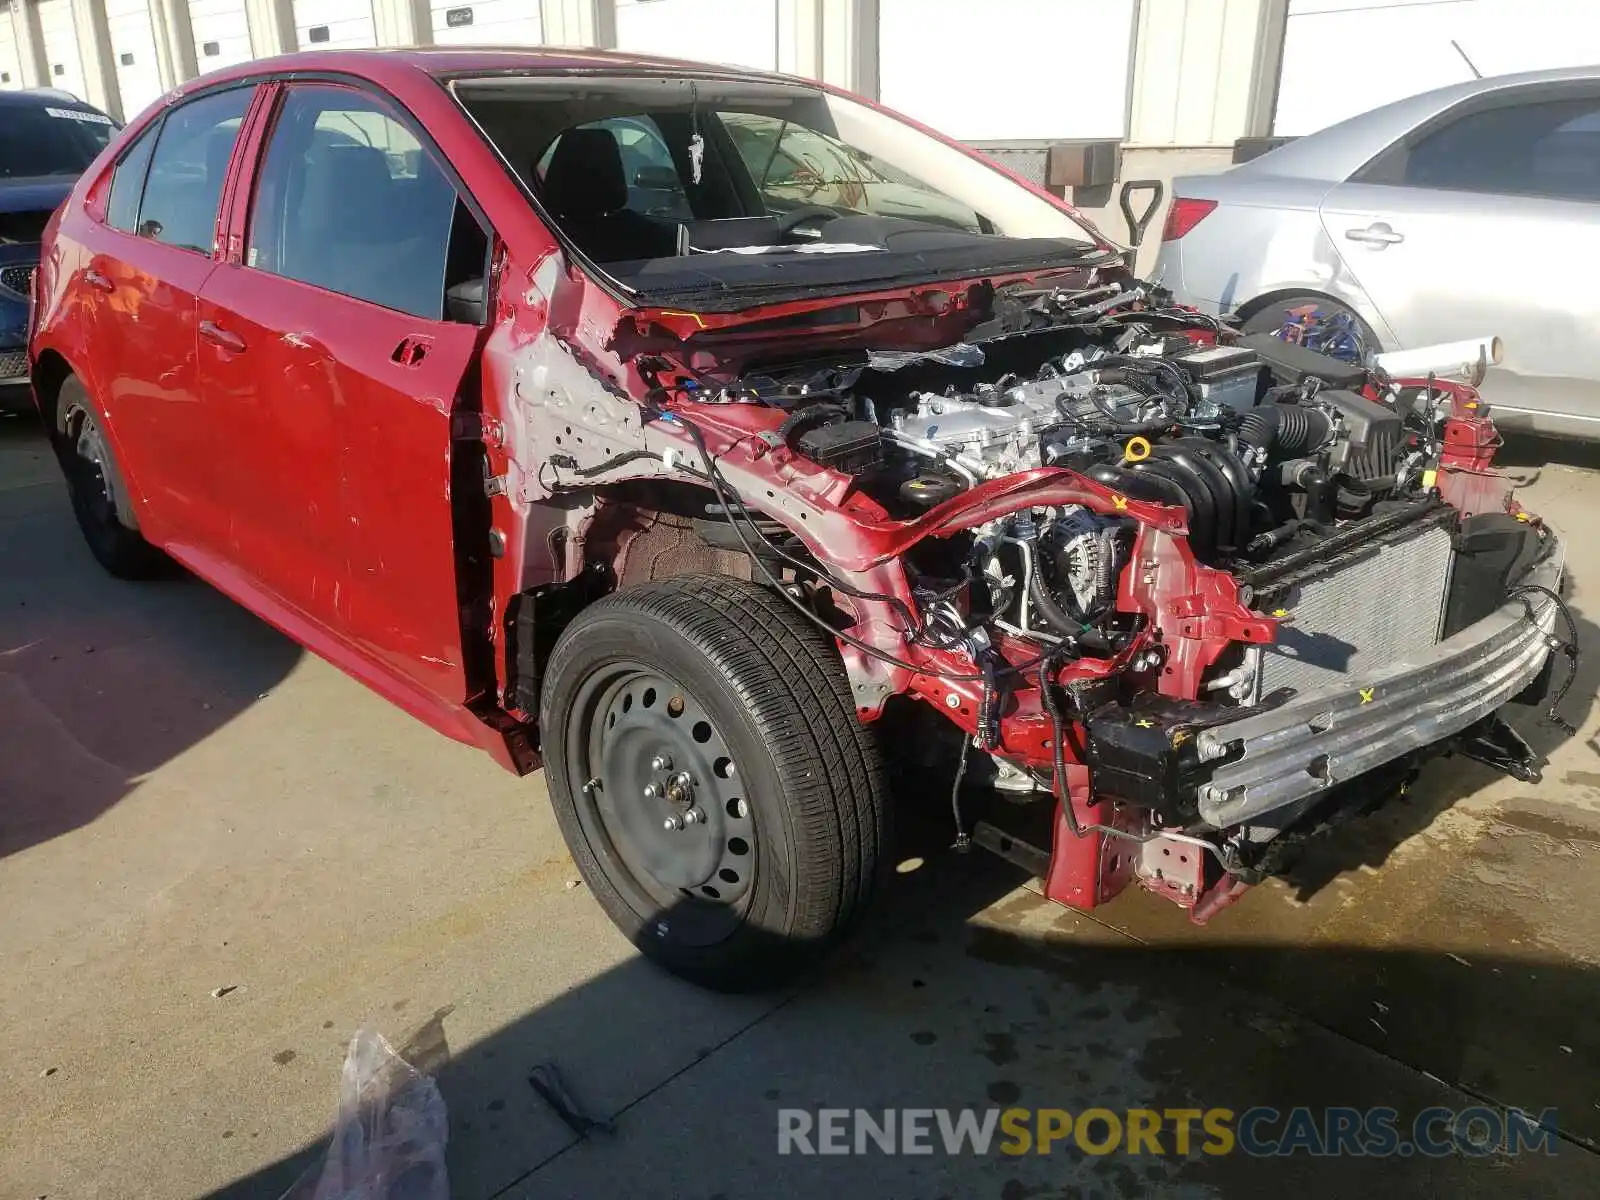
[659,309,707,329]
[1271,608,1290,618]
[1359,687,1375,705]
[1135,718,1155,728]
[1112,494,1129,511]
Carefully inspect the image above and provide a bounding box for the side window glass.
[1398,95,1600,202]
[247,86,465,321]
[137,87,253,253]
[721,111,983,233]
[536,116,694,223]
[106,123,160,233]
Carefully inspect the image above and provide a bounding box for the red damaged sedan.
[30,48,1573,989]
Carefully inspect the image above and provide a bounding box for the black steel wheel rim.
[566,660,757,946]
[67,404,116,529]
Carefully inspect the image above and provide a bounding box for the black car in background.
[1,89,118,412]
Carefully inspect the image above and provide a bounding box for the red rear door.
[68,84,259,549]
[195,80,494,725]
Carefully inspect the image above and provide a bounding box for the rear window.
[0,105,118,178]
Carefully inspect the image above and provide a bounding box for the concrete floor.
[3,413,1599,1199]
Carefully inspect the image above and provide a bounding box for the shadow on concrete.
[1272,632,1597,902]
[204,799,1600,1200]
[1495,432,1600,476]
[0,418,302,859]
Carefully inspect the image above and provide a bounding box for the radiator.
[1250,523,1455,703]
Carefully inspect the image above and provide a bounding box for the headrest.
[539,127,627,218]
[301,144,395,240]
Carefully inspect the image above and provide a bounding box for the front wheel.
[540,574,889,991]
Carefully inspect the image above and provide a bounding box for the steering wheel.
[775,205,844,241]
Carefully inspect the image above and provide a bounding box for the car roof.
[190,45,809,90]
[1234,63,1600,183]
[0,88,103,112]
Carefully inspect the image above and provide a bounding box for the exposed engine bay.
[741,289,1474,676]
[763,308,1422,563]
[537,278,1575,923]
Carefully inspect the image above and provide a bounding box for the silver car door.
[1318,86,1600,435]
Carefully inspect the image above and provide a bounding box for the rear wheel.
[55,376,166,579]
[1242,294,1377,364]
[540,574,888,991]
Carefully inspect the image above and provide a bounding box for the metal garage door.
[189,0,252,73]
[36,0,87,101]
[0,2,24,90]
[880,0,1136,141]
[107,0,165,120]
[293,0,376,50]
[615,0,777,72]
[430,1,540,46]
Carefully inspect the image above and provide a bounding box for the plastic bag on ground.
[279,1026,448,1200]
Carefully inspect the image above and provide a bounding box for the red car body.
[30,49,1565,966]
[29,47,1114,763]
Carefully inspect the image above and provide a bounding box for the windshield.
[459,75,1107,308]
[0,105,118,178]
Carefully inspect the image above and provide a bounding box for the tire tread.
[541,574,889,989]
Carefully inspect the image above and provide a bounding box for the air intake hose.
[1236,403,1332,461]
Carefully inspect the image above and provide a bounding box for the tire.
[1241,294,1378,364]
[54,376,167,579]
[540,574,889,991]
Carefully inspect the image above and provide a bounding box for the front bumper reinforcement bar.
[1194,536,1565,827]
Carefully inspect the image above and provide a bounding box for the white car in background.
[1154,66,1600,439]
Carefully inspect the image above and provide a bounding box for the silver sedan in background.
[1154,66,1600,439]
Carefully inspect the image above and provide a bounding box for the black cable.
[553,449,663,478]
[1037,650,1156,845]
[676,417,920,631]
[662,409,1047,684]
[1509,582,1582,734]
[1038,651,1087,838]
[950,735,972,852]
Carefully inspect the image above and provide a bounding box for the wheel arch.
[35,353,146,532]
[31,347,75,438]
[1232,286,1397,350]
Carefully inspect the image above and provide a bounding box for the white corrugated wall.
[189,0,252,72]
[430,1,541,47]
[878,0,1138,141]
[614,0,779,72]
[0,1,24,90]
[106,0,165,119]
[1277,0,1600,135]
[293,0,377,51]
[36,0,86,100]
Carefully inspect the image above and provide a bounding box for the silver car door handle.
[1345,224,1405,247]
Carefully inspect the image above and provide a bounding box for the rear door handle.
[84,268,115,293]
[1344,223,1405,248]
[199,319,246,353]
